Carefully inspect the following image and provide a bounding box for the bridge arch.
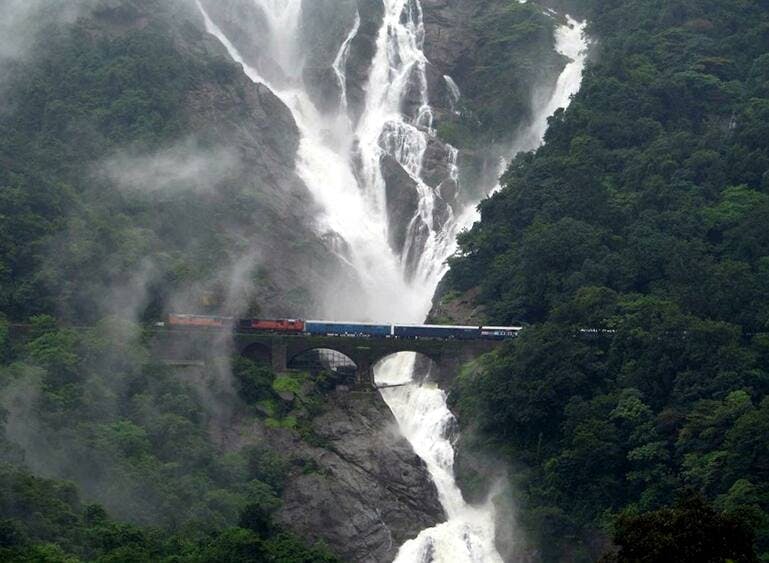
[229,333,500,388]
[241,342,272,365]
[287,348,357,373]
[287,347,358,388]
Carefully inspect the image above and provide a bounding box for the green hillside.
[446,0,769,560]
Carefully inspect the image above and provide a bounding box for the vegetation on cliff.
[447,0,769,560]
[0,0,325,325]
[0,316,338,561]
[0,2,337,559]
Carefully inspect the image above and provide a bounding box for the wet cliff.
[250,388,444,562]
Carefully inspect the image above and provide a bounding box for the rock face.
[419,0,568,208]
[428,283,488,326]
[300,0,359,114]
[265,390,444,563]
[420,0,479,122]
[345,0,385,124]
[421,0,479,77]
[125,0,345,319]
[382,155,420,256]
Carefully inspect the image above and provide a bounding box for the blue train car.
[305,321,391,337]
[480,326,522,340]
[393,324,481,339]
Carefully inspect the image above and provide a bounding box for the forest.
[0,2,339,560]
[0,315,338,561]
[3,0,769,560]
[446,0,769,560]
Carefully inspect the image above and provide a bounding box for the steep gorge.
[194,0,588,560]
[0,0,588,560]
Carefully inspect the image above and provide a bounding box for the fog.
[0,1,86,63]
[98,140,242,196]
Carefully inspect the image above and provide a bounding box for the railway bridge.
[152,329,506,387]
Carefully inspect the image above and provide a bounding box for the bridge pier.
[271,342,287,372]
[355,358,374,389]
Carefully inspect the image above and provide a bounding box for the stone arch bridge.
[152,329,506,388]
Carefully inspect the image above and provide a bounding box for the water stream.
[197,2,588,560]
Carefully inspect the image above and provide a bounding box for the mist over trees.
[2,0,769,560]
[0,0,340,560]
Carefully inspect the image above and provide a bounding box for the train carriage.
[393,324,481,340]
[305,321,391,338]
[480,326,523,340]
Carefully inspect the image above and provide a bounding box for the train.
[165,314,522,341]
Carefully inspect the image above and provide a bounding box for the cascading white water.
[509,16,588,156]
[482,16,590,201]
[377,354,504,562]
[332,9,360,115]
[197,1,587,560]
[444,76,462,115]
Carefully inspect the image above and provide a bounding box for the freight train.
[165,314,522,340]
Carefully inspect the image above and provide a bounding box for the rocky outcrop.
[381,155,420,255]
[345,0,385,124]
[420,0,479,122]
[300,0,359,114]
[259,390,443,562]
[421,0,478,74]
[427,284,488,325]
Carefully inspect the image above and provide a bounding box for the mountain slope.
[442,0,769,560]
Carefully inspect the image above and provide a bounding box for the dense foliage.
[446,0,769,560]
[0,316,337,561]
[3,4,184,320]
[0,2,348,560]
[0,464,337,563]
[601,493,757,563]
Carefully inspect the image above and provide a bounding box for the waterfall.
[332,9,360,114]
[444,76,462,115]
[510,17,589,156]
[377,354,504,562]
[197,1,588,560]
[483,16,590,205]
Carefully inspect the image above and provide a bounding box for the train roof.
[305,320,389,326]
[394,324,480,330]
[170,313,234,320]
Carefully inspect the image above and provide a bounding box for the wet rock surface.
[345,0,385,123]
[301,0,359,114]
[382,154,420,255]
[269,390,444,563]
